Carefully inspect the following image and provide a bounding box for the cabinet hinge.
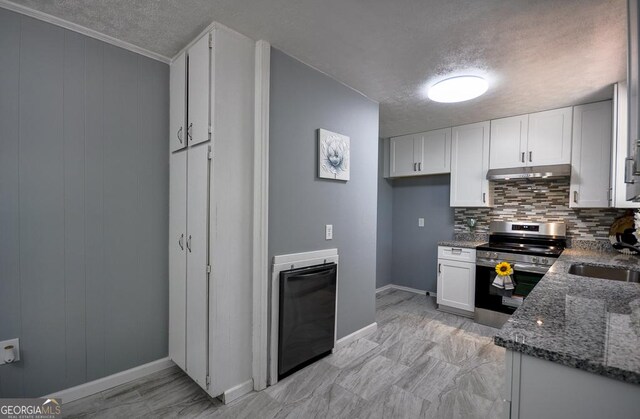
[206,265,211,273]
[208,33,213,49]
[207,145,212,160]
[208,124,212,140]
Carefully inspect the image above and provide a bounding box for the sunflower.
[495,261,513,277]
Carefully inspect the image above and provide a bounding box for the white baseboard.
[376,284,435,296]
[44,357,174,404]
[335,322,377,349]
[221,379,254,404]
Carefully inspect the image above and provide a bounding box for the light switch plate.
[418,218,425,227]
[0,338,20,365]
[325,224,333,240]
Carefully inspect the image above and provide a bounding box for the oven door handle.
[476,261,550,275]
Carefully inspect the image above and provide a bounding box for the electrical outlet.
[325,224,333,240]
[418,218,425,227]
[0,338,20,366]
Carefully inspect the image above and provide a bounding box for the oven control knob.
[491,252,499,259]
[531,257,538,263]
[541,258,548,264]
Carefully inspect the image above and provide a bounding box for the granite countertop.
[494,248,640,384]
[437,240,486,249]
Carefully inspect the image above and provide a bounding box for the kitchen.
[0,0,639,418]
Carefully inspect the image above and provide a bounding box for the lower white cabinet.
[450,121,491,207]
[570,100,612,208]
[437,246,476,315]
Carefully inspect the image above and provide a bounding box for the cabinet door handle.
[418,162,422,171]
[573,191,578,203]
[438,263,441,274]
[187,123,193,142]
[528,151,532,162]
[178,233,184,250]
[413,163,417,172]
[177,126,183,144]
[186,235,192,252]
[521,152,525,163]
[482,192,486,203]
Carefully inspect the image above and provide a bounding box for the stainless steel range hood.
[486,164,571,181]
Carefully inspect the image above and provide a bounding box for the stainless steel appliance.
[475,221,567,328]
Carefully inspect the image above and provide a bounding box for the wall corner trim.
[0,0,171,63]
[335,322,377,349]
[43,357,174,404]
[252,39,271,392]
[221,379,254,404]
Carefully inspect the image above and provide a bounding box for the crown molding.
[0,0,171,64]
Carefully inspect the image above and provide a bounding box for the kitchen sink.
[568,264,640,283]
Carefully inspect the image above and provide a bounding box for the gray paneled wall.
[0,9,169,398]
[390,175,455,292]
[269,49,379,339]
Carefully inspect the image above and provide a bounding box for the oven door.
[475,260,547,315]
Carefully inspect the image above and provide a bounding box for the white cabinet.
[489,115,528,170]
[450,121,491,207]
[389,128,451,177]
[527,107,572,166]
[170,34,211,152]
[611,83,640,207]
[570,101,612,208]
[170,52,187,152]
[169,24,255,401]
[421,128,451,175]
[488,107,572,169]
[390,134,419,177]
[187,34,211,146]
[437,246,476,315]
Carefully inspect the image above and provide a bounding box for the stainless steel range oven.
[474,221,567,328]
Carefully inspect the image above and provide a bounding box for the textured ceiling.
[7,0,627,137]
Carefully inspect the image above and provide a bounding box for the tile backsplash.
[454,179,629,241]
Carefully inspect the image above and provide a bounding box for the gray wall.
[269,49,379,338]
[391,175,454,292]
[376,139,393,288]
[0,9,169,397]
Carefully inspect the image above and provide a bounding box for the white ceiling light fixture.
[427,75,489,103]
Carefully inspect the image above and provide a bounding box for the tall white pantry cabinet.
[168,23,255,401]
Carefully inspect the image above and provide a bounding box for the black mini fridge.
[278,262,337,379]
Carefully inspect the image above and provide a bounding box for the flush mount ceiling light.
[427,76,488,103]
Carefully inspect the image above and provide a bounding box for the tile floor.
[64,289,505,418]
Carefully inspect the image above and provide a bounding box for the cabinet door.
[169,151,187,370]
[170,52,186,152]
[611,83,640,207]
[489,115,528,169]
[527,107,572,166]
[186,143,210,390]
[187,33,211,146]
[437,259,475,312]
[390,134,418,177]
[420,128,451,174]
[570,101,612,208]
[450,121,491,207]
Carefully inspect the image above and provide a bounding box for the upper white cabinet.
[389,128,451,177]
[570,101,613,208]
[170,52,186,152]
[450,121,491,207]
[170,34,211,152]
[489,107,572,169]
[527,107,573,166]
[390,134,420,177]
[489,115,528,169]
[611,83,640,207]
[188,34,212,146]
